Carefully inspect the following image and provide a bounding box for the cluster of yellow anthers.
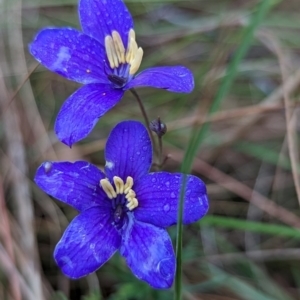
[105,29,143,75]
[100,176,138,211]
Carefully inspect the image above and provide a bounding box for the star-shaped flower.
[34,120,208,288]
[29,0,195,147]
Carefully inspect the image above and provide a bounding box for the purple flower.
[34,120,208,288]
[29,0,194,147]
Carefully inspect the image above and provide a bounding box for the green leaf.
[200,215,300,239]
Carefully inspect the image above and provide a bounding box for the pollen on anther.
[104,29,143,76]
[100,176,139,210]
[125,189,136,200]
[105,35,119,69]
[126,197,138,210]
[112,31,126,64]
[129,48,143,75]
[124,176,134,193]
[113,176,124,194]
[100,178,116,199]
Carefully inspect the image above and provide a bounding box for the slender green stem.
[157,116,164,169]
[174,1,273,300]
[158,136,163,168]
[174,174,187,300]
[130,88,157,155]
[181,0,273,175]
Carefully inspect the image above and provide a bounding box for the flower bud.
[149,117,167,138]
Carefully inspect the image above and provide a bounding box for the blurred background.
[1,0,300,299]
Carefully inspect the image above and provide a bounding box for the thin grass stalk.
[174,1,273,299]
[0,177,21,300]
[183,0,274,172]
[130,88,158,157]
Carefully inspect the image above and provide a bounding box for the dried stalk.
[0,66,44,299]
[0,176,21,300]
[170,148,300,228]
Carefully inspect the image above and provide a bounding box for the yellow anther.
[126,37,136,63]
[100,178,117,199]
[125,189,136,200]
[100,176,138,210]
[126,197,138,211]
[124,176,134,193]
[129,48,143,75]
[126,30,137,60]
[112,31,126,64]
[113,176,124,194]
[105,36,119,69]
[104,29,143,75]
[128,28,136,41]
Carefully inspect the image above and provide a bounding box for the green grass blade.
[175,1,273,299]
[208,265,278,300]
[182,0,274,174]
[174,174,187,300]
[200,215,300,239]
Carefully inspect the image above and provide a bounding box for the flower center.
[100,176,138,225]
[104,29,143,87]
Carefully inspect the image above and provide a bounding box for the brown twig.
[204,248,300,264]
[258,30,300,207]
[1,62,39,116]
[148,13,245,46]
[170,149,300,228]
[200,67,300,162]
[0,244,35,300]
[0,66,44,299]
[0,176,21,300]
[167,102,300,132]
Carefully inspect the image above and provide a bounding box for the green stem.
[182,0,273,174]
[130,88,157,154]
[174,1,273,299]
[158,136,163,168]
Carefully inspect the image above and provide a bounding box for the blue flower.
[34,120,208,289]
[29,0,195,147]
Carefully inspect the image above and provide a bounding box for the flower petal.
[55,84,124,146]
[120,218,175,289]
[134,172,209,228]
[126,66,194,93]
[54,207,121,278]
[79,0,134,47]
[104,121,152,181]
[29,28,109,84]
[35,161,110,212]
